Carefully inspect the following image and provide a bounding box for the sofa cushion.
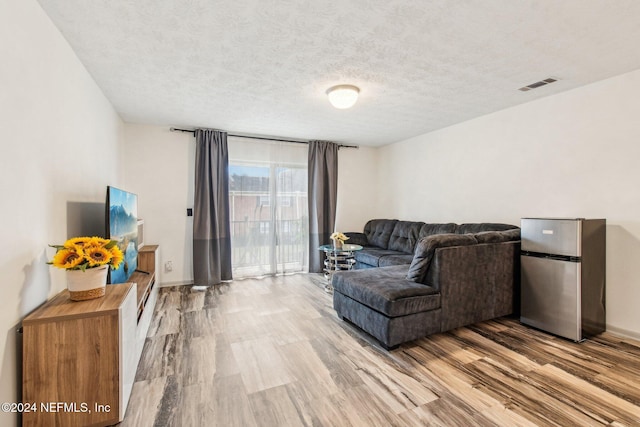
[332,266,440,317]
[474,228,521,244]
[456,223,518,234]
[354,248,401,267]
[333,293,442,348]
[364,219,398,249]
[419,223,458,238]
[344,232,368,246]
[379,254,415,267]
[388,221,425,253]
[407,234,478,283]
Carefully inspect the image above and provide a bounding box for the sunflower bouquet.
[330,232,349,243]
[48,236,124,271]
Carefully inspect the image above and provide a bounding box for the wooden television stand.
[129,244,160,363]
[22,244,160,426]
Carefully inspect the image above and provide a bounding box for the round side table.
[318,244,363,293]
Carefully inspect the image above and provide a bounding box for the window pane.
[228,152,308,278]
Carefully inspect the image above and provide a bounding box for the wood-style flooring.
[119,274,640,426]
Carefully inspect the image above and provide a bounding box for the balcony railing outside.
[230,218,308,276]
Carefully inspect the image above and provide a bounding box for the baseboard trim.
[605,324,640,341]
[158,280,193,287]
[158,280,235,288]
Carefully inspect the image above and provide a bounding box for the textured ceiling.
[37,0,640,146]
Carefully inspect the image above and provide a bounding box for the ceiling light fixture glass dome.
[326,84,360,109]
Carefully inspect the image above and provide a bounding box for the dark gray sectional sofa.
[332,219,520,349]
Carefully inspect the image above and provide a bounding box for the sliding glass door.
[228,138,308,278]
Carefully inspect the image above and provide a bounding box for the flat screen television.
[106,186,138,284]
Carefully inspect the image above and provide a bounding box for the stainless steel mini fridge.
[520,218,606,341]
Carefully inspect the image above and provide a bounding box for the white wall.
[122,124,195,286]
[378,69,640,338]
[0,1,123,425]
[335,145,380,232]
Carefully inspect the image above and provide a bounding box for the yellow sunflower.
[85,246,113,267]
[64,236,92,249]
[52,248,84,269]
[89,236,111,247]
[109,245,124,269]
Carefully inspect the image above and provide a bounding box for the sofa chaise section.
[333,266,442,349]
[333,223,520,349]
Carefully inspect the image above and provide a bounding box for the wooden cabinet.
[132,244,159,319]
[129,244,159,363]
[22,283,137,426]
[22,244,160,426]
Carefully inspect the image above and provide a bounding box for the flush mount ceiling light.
[326,84,360,109]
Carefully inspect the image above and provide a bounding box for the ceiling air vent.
[518,77,558,92]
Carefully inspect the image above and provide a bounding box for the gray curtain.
[193,129,233,285]
[308,140,339,273]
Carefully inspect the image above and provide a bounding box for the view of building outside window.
[229,163,308,277]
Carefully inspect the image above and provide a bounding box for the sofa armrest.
[344,232,369,246]
[424,241,519,331]
[406,234,478,282]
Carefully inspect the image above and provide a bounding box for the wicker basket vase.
[66,265,109,301]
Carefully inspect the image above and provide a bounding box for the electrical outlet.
[165,261,173,272]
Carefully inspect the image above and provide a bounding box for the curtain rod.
[169,127,359,149]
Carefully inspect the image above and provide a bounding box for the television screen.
[106,186,138,284]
